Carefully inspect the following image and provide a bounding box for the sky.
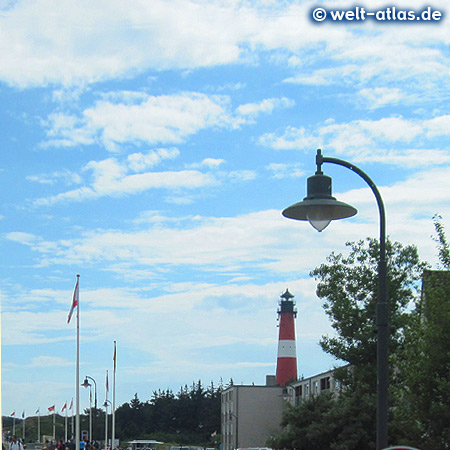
[2,0,450,426]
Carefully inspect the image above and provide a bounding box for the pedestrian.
[8,436,23,450]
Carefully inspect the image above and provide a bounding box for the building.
[275,289,298,387]
[221,379,286,450]
[285,369,340,406]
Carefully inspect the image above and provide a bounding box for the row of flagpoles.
[9,402,73,442]
[9,275,118,450]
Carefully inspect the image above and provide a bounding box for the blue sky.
[2,0,450,423]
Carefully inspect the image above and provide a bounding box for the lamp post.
[82,376,97,441]
[282,149,388,450]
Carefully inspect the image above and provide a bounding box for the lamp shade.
[282,172,357,231]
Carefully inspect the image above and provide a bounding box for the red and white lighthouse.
[276,289,298,387]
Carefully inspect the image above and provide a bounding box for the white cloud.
[236,97,295,117]
[188,158,225,169]
[44,92,234,151]
[266,163,305,179]
[259,115,450,167]
[259,126,313,150]
[43,92,296,151]
[31,356,73,367]
[5,231,39,246]
[127,148,180,172]
[357,87,404,109]
[1,0,447,95]
[26,170,83,186]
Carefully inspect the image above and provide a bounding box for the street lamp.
[282,149,388,450]
[82,376,97,441]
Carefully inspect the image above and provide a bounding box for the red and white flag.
[10,411,15,417]
[22,411,25,419]
[113,341,117,372]
[69,399,73,410]
[61,403,67,412]
[67,276,79,324]
[48,405,55,412]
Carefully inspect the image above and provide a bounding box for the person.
[8,436,23,450]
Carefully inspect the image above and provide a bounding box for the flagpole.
[22,412,25,441]
[53,410,56,441]
[105,370,109,450]
[76,275,80,450]
[13,414,16,435]
[65,403,68,443]
[112,341,116,450]
[37,409,41,443]
[70,399,74,440]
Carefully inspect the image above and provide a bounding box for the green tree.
[393,216,450,449]
[114,380,222,444]
[268,393,337,450]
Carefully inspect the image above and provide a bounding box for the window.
[320,376,331,391]
[295,385,302,397]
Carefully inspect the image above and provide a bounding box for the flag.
[10,412,15,417]
[69,399,73,410]
[106,371,109,392]
[22,411,25,419]
[61,403,67,412]
[67,276,79,324]
[113,341,117,371]
[35,408,40,415]
[48,405,55,412]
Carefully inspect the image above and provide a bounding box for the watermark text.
[311,6,444,23]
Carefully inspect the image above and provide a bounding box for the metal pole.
[112,341,116,450]
[104,400,111,450]
[85,376,97,441]
[76,275,80,450]
[89,388,92,443]
[318,150,388,449]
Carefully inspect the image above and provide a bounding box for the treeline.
[115,380,223,445]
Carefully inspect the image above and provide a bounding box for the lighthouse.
[276,289,298,387]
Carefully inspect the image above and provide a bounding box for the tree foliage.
[114,380,222,445]
[393,216,450,449]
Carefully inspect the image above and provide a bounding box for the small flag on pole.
[67,277,79,324]
[35,408,40,415]
[69,399,73,410]
[113,341,117,371]
[22,411,25,419]
[61,403,67,412]
[106,371,109,392]
[11,412,15,417]
[48,405,55,412]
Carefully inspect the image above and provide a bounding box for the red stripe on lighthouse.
[276,289,298,387]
